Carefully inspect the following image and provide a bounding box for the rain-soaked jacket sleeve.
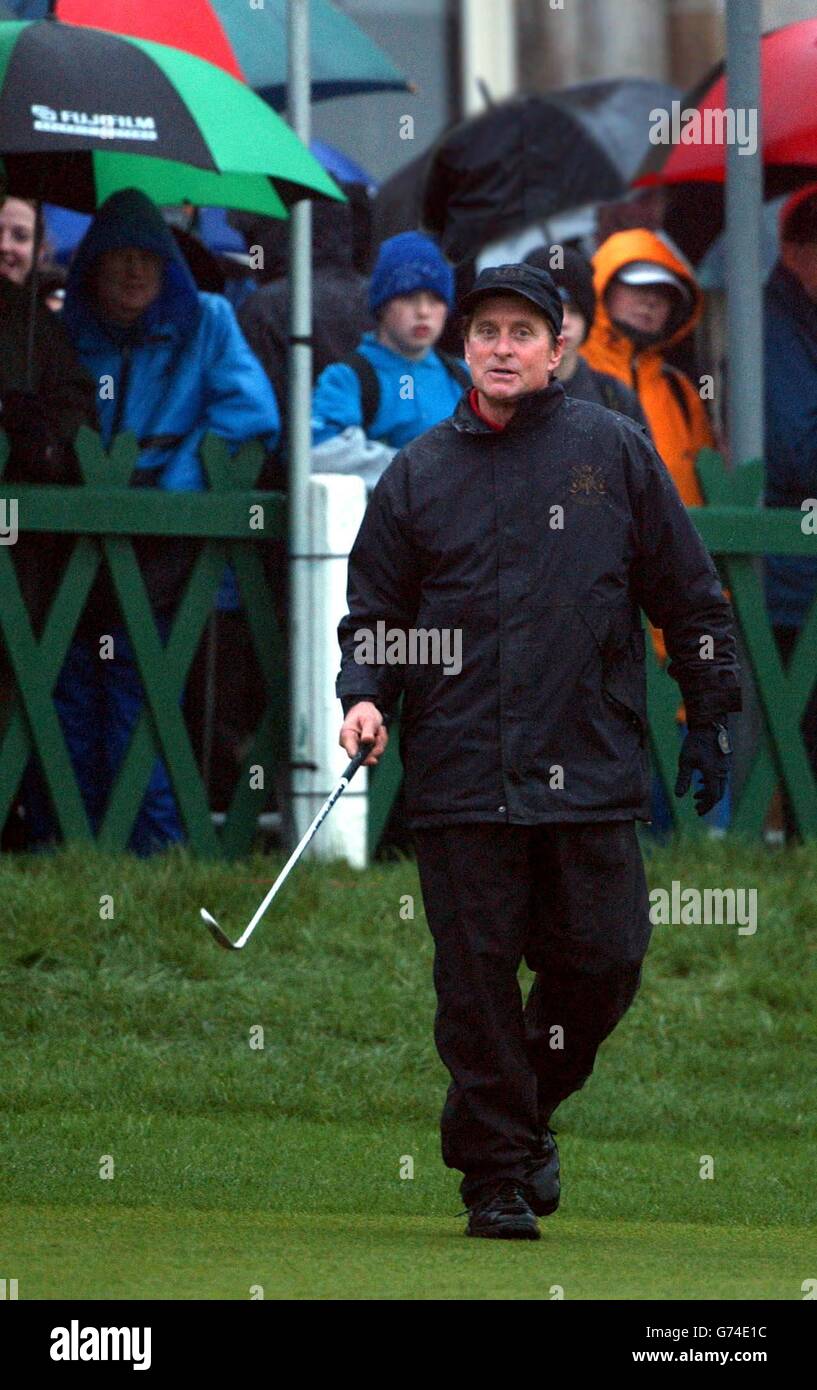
[627,426,742,724]
[312,362,364,446]
[336,452,422,718]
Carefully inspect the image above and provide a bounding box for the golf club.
[201,739,375,951]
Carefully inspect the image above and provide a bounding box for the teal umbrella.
[203,0,412,107]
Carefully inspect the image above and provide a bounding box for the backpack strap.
[662,365,692,429]
[343,348,470,434]
[438,350,471,393]
[343,351,381,433]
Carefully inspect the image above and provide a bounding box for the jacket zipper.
[110,345,132,440]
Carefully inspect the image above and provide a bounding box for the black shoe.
[465,1180,541,1240]
[523,1127,560,1217]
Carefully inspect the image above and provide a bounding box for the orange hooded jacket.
[583,230,715,673]
[581,230,713,507]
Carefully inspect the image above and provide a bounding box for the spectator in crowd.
[0,194,95,598]
[238,193,371,455]
[582,228,728,832]
[0,195,43,287]
[0,226,96,850]
[0,194,66,314]
[524,244,648,430]
[763,184,817,835]
[582,229,714,504]
[309,231,469,491]
[23,188,280,856]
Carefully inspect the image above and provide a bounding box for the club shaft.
[233,752,367,948]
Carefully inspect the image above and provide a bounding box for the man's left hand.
[675,721,731,816]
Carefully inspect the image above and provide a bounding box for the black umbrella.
[369,145,436,262]
[416,79,680,265]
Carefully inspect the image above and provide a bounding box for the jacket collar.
[453,378,565,434]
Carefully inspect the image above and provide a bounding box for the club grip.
[342,738,375,782]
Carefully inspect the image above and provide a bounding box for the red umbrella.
[52,0,243,75]
[634,18,817,193]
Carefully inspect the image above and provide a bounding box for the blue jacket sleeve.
[200,295,280,450]
[153,297,281,492]
[311,361,364,445]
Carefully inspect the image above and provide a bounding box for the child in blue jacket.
[311,232,469,487]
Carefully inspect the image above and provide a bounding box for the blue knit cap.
[369,232,454,315]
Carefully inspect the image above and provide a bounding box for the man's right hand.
[339,701,388,766]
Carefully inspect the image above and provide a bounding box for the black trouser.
[772,625,817,840]
[412,820,652,1206]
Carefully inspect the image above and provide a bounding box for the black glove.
[675,721,731,816]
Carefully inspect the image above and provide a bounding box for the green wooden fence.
[367,449,817,853]
[1,433,816,858]
[0,426,287,860]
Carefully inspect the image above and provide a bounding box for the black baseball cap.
[460,263,564,338]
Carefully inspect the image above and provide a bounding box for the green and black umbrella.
[10,0,412,110]
[0,18,343,214]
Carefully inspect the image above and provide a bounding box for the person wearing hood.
[524,244,649,433]
[23,188,280,856]
[581,229,731,832]
[582,229,714,505]
[309,232,470,491]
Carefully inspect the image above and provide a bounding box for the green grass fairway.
[5,1204,811,1301]
[2,838,815,1299]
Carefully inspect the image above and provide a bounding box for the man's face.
[378,290,448,358]
[559,300,588,353]
[780,241,817,301]
[606,279,675,336]
[464,294,563,400]
[0,198,37,285]
[95,246,163,325]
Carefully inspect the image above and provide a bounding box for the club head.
[200,908,240,951]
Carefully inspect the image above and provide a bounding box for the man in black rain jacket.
[336,263,741,1240]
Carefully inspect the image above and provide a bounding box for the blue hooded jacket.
[63,188,280,494]
[311,330,469,448]
[764,261,817,627]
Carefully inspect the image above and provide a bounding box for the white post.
[294,474,369,868]
[287,0,316,845]
[460,0,517,114]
